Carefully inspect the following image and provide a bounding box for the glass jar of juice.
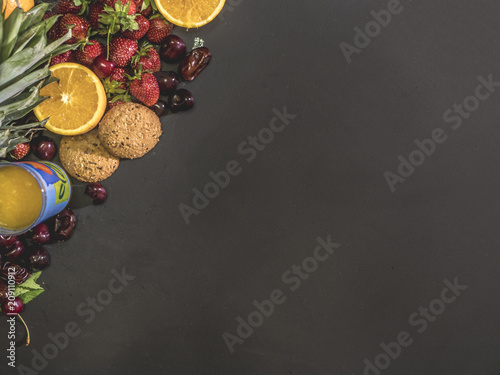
[0,161,71,235]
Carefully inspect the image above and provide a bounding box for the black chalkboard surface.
[2,0,500,374]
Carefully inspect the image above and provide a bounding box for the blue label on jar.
[17,161,71,225]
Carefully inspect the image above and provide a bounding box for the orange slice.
[34,63,107,136]
[154,0,226,28]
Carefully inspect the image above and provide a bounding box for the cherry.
[28,223,51,245]
[1,262,31,284]
[153,71,178,95]
[160,35,186,63]
[2,297,23,316]
[93,55,115,78]
[167,89,195,112]
[31,135,57,161]
[0,235,17,248]
[4,240,24,261]
[26,247,51,271]
[85,183,107,205]
[54,209,77,241]
[150,100,167,117]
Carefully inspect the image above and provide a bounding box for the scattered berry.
[160,35,186,63]
[129,71,159,106]
[146,18,173,44]
[150,100,167,117]
[28,223,51,245]
[58,14,90,44]
[153,71,178,95]
[109,37,138,67]
[104,0,136,15]
[31,135,57,161]
[89,2,106,30]
[168,89,195,112]
[85,183,107,204]
[93,55,116,78]
[27,247,51,271]
[8,143,30,160]
[3,240,25,261]
[75,40,104,66]
[2,297,23,316]
[0,235,17,248]
[131,44,161,72]
[55,0,82,14]
[54,209,77,242]
[49,50,75,66]
[122,14,149,40]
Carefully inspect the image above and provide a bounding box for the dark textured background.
[3,0,500,374]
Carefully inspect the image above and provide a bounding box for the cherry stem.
[106,19,114,60]
[17,314,30,346]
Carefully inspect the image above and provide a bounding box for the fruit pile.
[42,0,212,120]
[0,0,225,342]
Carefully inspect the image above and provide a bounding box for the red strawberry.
[129,72,159,106]
[108,99,126,109]
[9,143,30,160]
[110,68,128,89]
[75,40,104,66]
[49,50,75,66]
[89,3,105,30]
[109,37,138,67]
[122,14,149,40]
[131,44,160,72]
[55,0,82,14]
[103,0,136,15]
[146,18,173,44]
[58,14,90,44]
[133,0,151,17]
[43,10,60,41]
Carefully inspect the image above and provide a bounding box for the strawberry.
[133,0,152,17]
[108,93,132,109]
[75,40,104,66]
[129,70,159,106]
[58,14,90,44]
[42,10,60,41]
[49,50,75,66]
[109,37,138,67]
[55,0,82,14]
[146,17,173,44]
[110,68,128,89]
[103,0,135,15]
[122,14,149,40]
[9,143,30,160]
[89,3,105,30]
[131,44,160,72]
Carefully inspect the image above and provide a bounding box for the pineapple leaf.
[0,82,46,123]
[1,7,24,63]
[0,65,50,103]
[0,29,72,89]
[19,3,50,34]
[14,15,60,54]
[0,1,3,52]
[0,119,47,158]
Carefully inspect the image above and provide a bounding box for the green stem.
[106,19,114,60]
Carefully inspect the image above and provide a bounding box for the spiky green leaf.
[1,7,24,63]
[19,3,50,33]
[0,29,72,89]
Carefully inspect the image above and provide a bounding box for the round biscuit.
[98,103,162,159]
[59,129,120,183]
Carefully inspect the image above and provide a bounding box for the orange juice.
[0,166,43,230]
[0,162,71,235]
